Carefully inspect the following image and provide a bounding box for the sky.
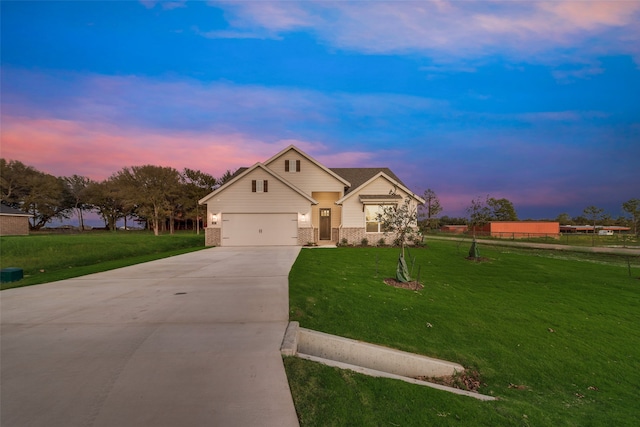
[1,0,639,220]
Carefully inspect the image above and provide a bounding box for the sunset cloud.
[2,1,638,219]
[211,1,640,64]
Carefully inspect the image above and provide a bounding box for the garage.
[221,213,298,246]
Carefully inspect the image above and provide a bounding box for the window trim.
[364,204,393,233]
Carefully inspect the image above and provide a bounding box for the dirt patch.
[465,256,491,262]
[383,278,424,291]
[417,370,483,392]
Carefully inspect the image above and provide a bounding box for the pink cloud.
[211,1,640,64]
[0,115,286,180]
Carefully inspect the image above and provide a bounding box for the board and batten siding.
[265,151,346,195]
[341,178,416,228]
[206,169,311,228]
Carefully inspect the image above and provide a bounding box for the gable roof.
[335,170,425,205]
[330,168,405,195]
[198,163,317,205]
[265,145,351,187]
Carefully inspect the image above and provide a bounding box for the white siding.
[205,168,311,229]
[265,149,345,195]
[341,177,417,228]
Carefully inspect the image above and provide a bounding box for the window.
[365,205,388,233]
[251,179,268,193]
[285,159,301,173]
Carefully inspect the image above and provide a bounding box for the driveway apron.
[1,246,301,427]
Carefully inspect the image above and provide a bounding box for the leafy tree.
[1,159,73,229]
[555,212,573,225]
[1,159,34,206]
[116,165,182,236]
[418,188,442,231]
[622,199,640,236]
[181,168,217,233]
[86,177,127,230]
[439,215,467,225]
[218,169,238,186]
[64,175,94,231]
[487,197,518,221]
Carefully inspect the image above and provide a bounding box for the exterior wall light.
[211,214,218,225]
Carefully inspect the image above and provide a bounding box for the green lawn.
[286,241,640,426]
[1,231,205,290]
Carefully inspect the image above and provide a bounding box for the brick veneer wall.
[339,228,400,246]
[298,227,314,245]
[204,227,221,246]
[0,216,30,236]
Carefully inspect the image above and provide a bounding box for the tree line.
[418,189,640,236]
[2,160,638,236]
[0,159,236,234]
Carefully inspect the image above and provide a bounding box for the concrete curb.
[296,353,496,401]
[281,322,496,401]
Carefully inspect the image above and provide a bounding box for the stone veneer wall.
[204,227,221,246]
[0,216,30,236]
[298,227,314,245]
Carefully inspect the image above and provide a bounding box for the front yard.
[286,240,640,426]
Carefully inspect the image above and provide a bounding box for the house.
[198,145,425,246]
[0,203,32,236]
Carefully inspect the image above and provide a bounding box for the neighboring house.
[199,145,425,246]
[0,203,32,236]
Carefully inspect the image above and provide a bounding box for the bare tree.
[419,188,442,231]
[622,199,640,236]
[376,196,422,282]
[583,205,604,246]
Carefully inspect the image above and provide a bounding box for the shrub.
[361,238,369,247]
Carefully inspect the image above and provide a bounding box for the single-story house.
[199,145,425,246]
[0,203,32,236]
[560,225,631,234]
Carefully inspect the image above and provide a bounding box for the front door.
[319,208,331,240]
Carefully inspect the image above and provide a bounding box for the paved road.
[1,247,301,427]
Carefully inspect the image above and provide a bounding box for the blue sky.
[2,0,639,219]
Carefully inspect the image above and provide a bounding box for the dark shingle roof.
[330,168,406,194]
[0,203,30,216]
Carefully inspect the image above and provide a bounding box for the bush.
[377,238,386,246]
[360,238,369,247]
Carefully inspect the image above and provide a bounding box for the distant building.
[440,225,468,234]
[560,225,631,234]
[473,221,560,239]
[0,203,32,236]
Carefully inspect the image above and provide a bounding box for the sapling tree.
[376,196,422,282]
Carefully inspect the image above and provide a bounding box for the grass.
[435,232,640,248]
[286,240,640,426]
[0,231,206,290]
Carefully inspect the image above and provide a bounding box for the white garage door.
[222,213,298,246]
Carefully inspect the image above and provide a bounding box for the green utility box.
[1,268,23,283]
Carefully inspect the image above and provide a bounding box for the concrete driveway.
[1,246,301,427]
